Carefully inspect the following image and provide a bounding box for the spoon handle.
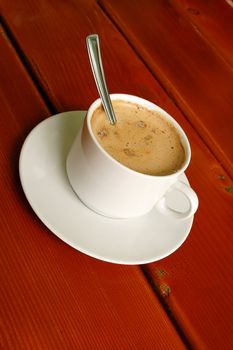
[86,34,117,125]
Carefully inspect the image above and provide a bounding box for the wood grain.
[0,0,233,348]
[100,0,233,178]
[170,0,233,68]
[0,24,187,350]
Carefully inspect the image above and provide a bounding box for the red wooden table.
[0,1,233,349]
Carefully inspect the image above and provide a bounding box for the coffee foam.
[91,100,185,176]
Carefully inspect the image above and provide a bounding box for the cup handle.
[156,180,198,220]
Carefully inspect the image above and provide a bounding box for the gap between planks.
[0,17,57,116]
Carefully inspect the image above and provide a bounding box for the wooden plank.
[143,165,233,349]
[0,0,233,348]
[170,0,233,68]
[0,25,187,350]
[99,0,233,178]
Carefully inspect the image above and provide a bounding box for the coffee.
[91,100,185,176]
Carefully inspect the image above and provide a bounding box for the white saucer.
[19,111,194,265]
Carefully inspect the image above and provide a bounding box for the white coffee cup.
[66,94,198,219]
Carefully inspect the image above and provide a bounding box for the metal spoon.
[86,34,117,125]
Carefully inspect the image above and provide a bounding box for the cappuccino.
[91,100,185,176]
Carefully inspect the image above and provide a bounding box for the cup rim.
[86,94,191,179]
